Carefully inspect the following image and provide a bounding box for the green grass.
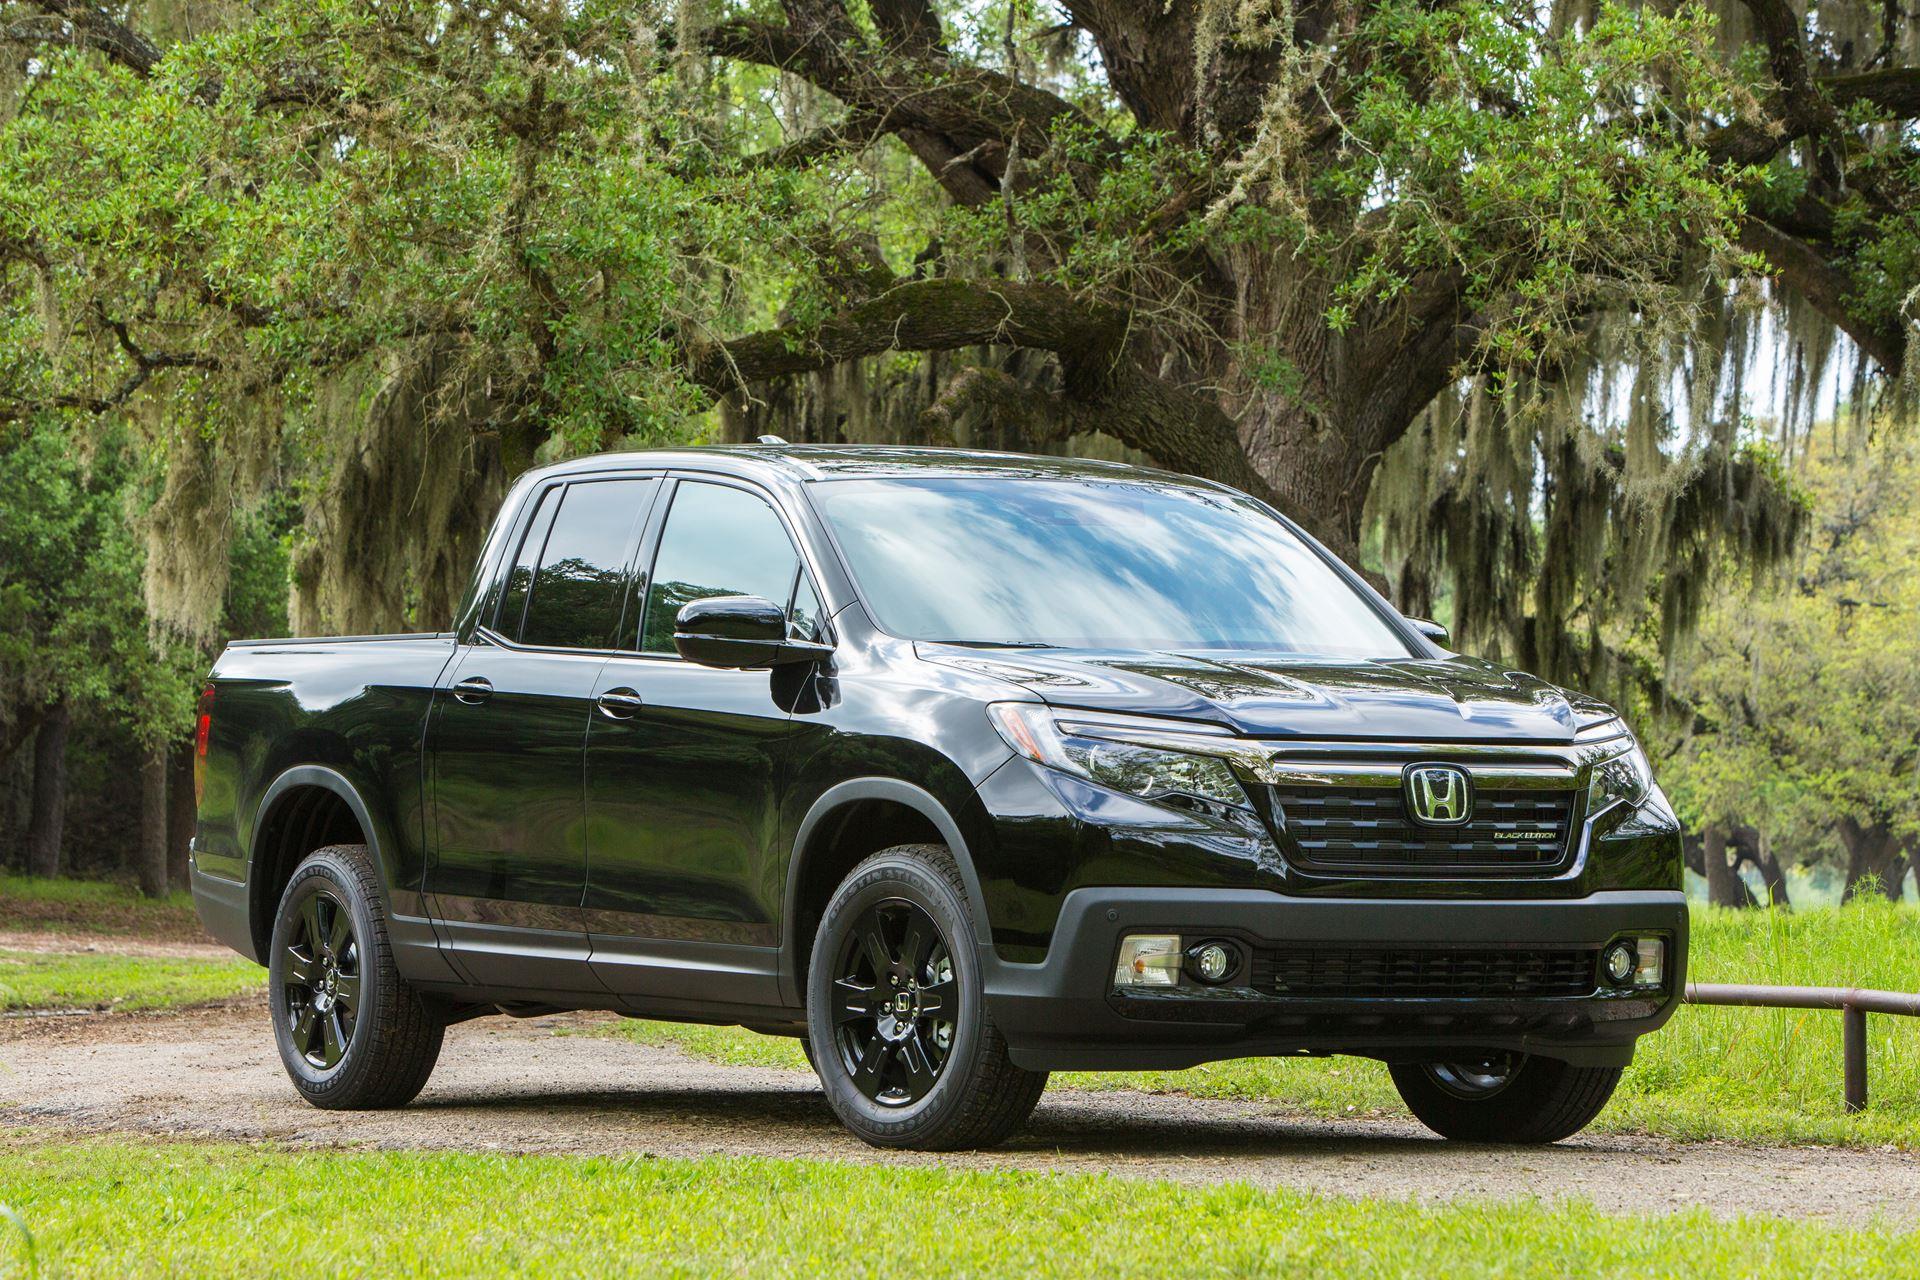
[612,901,1920,1149]
[0,1130,1911,1278]
[0,951,262,1013]
[0,876,202,941]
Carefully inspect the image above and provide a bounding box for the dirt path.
[0,929,235,960]
[4,1006,1917,1227]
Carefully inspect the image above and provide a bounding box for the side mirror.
[1410,618,1450,646]
[674,595,833,670]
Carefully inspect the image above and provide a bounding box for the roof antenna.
[756,434,789,446]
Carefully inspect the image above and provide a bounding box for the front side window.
[640,481,803,654]
[514,479,656,649]
[812,477,1413,656]
[496,486,559,637]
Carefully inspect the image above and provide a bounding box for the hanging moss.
[1369,284,1820,706]
[289,344,506,636]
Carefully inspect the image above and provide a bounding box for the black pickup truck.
[192,444,1686,1150]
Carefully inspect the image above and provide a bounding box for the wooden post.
[1843,1004,1868,1113]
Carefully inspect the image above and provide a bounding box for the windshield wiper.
[926,639,1060,649]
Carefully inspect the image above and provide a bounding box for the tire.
[806,843,1047,1150]
[1388,1053,1622,1143]
[267,843,445,1109]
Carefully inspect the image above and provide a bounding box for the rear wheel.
[807,844,1047,1149]
[1388,1052,1621,1143]
[267,843,444,1109]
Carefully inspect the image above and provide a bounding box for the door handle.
[452,676,494,705]
[597,687,644,720]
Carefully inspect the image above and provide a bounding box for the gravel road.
[5,1002,1917,1227]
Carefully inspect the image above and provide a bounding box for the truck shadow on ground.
[399,1081,1640,1160]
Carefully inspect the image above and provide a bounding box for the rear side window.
[508,479,655,649]
[639,482,802,654]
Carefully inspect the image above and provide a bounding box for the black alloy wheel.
[829,898,958,1106]
[1421,1052,1520,1100]
[267,843,445,1109]
[807,843,1048,1149]
[281,888,362,1070]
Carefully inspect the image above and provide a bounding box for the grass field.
[611,901,1920,1149]
[0,876,202,940]
[0,1131,1912,1279]
[0,950,261,1013]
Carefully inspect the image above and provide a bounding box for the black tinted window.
[518,479,655,649]
[640,482,801,654]
[496,486,558,637]
[789,574,824,642]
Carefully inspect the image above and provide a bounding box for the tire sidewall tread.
[266,843,444,1110]
[1388,1055,1622,1144]
[807,843,1046,1150]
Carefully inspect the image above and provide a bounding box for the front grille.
[1271,785,1577,873]
[1253,946,1599,999]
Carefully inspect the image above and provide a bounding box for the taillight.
[194,684,215,807]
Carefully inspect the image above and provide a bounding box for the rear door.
[426,475,660,991]
[582,476,825,1003]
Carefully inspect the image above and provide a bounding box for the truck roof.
[527,444,1221,489]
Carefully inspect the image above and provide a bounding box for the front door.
[583,477,823,1002]
[427,475,660,991]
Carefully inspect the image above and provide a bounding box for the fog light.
[1114,934,1182,988]
[1603,941,1636,987]
[1631,937,1665,989]
[1190,941,1236,984]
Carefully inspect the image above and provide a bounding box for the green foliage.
[4,1134,1915,1277]
[1316,1,1756,365]
[1658,431,1920,861]
[0,421,199,747]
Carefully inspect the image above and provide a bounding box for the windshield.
[812,476,1414,656]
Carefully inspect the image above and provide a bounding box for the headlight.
[987,703,1253,810]
[1587,740,1654,813]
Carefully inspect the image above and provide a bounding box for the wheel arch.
[781,778,995,1006]
[247,765,397,959]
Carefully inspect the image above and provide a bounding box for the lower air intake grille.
[1253,946,1599,999]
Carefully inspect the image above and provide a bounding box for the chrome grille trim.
[1253,743,1590,877]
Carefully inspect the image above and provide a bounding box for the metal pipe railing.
[1684,982,1920,1112]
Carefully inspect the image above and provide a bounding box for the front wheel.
[806,844,1047,1149]
[1388,1052,1621,1143]
[267,843,445,1109]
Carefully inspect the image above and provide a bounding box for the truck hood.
[918,645,1587,743]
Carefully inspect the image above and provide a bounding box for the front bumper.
[982,888,1687,1071]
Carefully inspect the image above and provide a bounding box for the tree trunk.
[1239,388,1382,564]
[1839,817,1905,902]
[1755,847,1793,909]
[1702,825,1753,908]
[136,745,170,898]
[1730,823,1791,909]
[25,700,72,878]
[167,737,196,892]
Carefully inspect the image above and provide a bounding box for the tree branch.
[691,278,1125,392]
[696,277,1280,503]
[1823,66,1920,118]
[701,17,1103,205]
[1737,218,1906,372]
[17,0,162,76]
